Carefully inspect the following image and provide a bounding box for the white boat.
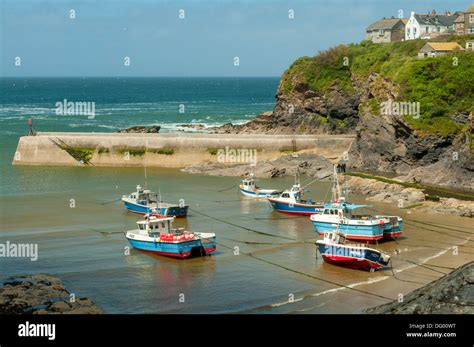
[239,178,281,199]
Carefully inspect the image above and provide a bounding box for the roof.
[366,18,403,31]
[414,14,456,27]
[454,14,464,23]
[425,42,464,51]
[401,18,409,25]
[467,3,474,13]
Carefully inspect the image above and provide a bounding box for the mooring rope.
[189,207,296,241]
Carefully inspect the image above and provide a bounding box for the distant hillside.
[214,36,474,190]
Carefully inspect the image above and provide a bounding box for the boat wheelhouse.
[125,215,216,259]
[122,185,188,218]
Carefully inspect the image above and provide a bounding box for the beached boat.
[374,215,404,238]
[125,215,216,259]
[239,178,281,199]
[310,203,404,241]
[310,203,387,241]
[122,185,189,217]
[316,230,391,271]
[268,183,325,215]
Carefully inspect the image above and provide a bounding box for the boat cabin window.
[138,224,145,230]
[282,193,290,198]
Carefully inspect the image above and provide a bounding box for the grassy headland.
[281,35,474,136]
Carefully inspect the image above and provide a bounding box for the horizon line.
[0,75,281,79]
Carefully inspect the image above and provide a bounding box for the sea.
[1,77,471,314]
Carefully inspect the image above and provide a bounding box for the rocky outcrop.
[212,68,473,191]
[0,274,102,314]
[117,125,161,133]
[366,261,474,314]
[182,153,334,179]
[344,175,474,218]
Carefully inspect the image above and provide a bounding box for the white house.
[406,10,456,40]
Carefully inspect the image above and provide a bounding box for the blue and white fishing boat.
[310,203,387,241]
[310,166,403,241]
[316,230,391,271]
[239,178,281,199]
[374,215,404,238]
[125,215,216,259]
[268,183,325,215]
[122,185,189,218]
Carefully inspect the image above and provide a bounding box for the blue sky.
[0,0,470,77]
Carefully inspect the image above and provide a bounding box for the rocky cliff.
[214,38,474,191]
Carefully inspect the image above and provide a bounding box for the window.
[469,28,474,34]
[414,28,417,35]
[468,43,473,49]
[426,26,429,33]
[379,29,385,36]
[470,14,474,24]
[282,193,290,198]
[437,26,441,32]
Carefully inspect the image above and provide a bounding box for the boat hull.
[239,188,279,199]
[268,199,324,215]
[312,221,384,241]
[316,242,389,270]
[126,237,216,259]
[123,201,188,218]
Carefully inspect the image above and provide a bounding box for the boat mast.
[332,164,341,201]
[144,140,148,189]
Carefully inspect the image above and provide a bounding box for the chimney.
[432,9,436,16]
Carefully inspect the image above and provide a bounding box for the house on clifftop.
[405,10,456,40]
[366,18,406,43]
[418,42,464,58]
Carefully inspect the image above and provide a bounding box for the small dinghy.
[316,230,391,271]
[122,185,189,218]
[239,178,281,199]
[125,215,216,259]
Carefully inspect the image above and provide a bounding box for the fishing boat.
[374,215,404,238]
[267,172,325,215]
[316,230,391,271]
[125,215,216,259]
[122,185,189,218]
[310,166,403,241]
[239,178,281,199]
[268,184,325,215]
[310,203,386,241]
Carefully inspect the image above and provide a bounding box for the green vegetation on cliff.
[282,36,474,136]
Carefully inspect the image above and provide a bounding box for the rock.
[366,261,474,314]
[49,301,70,312]
[116,125,160,133]
[0,274,102,314]
[182,153,333,179]
[178,123,205,130]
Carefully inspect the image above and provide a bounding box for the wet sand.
[1,166,472,313]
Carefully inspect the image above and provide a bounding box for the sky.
[0,0,471,77]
